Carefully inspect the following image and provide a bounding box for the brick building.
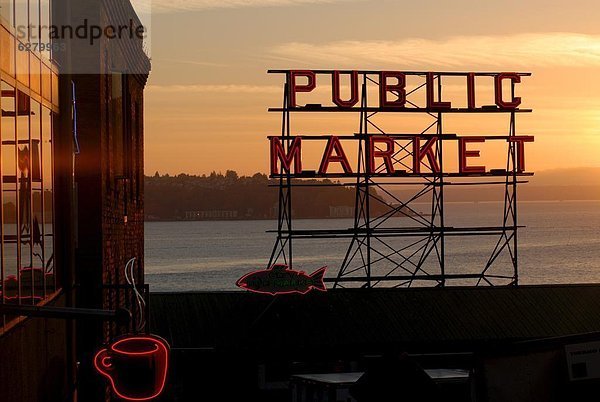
[0,1,150,401]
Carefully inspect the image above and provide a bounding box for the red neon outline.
[494,72,522,109]
[459,137,486,174]
[412,137,440,174]
[507,135,534,172]
[288,70,316,107]
[426,72,451,109]
[236,265,327,296]
[466,72,476,109]
[332,70,359,108]
[94,334,170,401]
[368,136,395,174]
[379,71,406,108]
[270,136,302,175]
[318,136,352,175]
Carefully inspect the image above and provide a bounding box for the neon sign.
[94,335,170,401]
[280,70,525,110]
[268,70,534,179]
[236,264,327,295]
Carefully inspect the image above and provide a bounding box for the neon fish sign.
[236,264,327,295]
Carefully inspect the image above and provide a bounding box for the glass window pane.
[15,91,31,301]
[42,108,53,293]
[16,44,29,86]
[32,189,44,299]
[51,71,58,105]
[15,0,28,37]
[30,0,41,47]
[44,235,53,292]
[42,106,52,226]
[1,82,18,305]
[31,100,41,187]
[41,63,51,100]
[30,55,41,95]
[17,90,30,141]
[2,82,16,181]
[3,191,18,303]
[40,0,50,60]
[0,0,14,27]
[2,145,16,179]
[1,27,15,76]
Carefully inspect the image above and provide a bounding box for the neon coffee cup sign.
[94,335,170,401]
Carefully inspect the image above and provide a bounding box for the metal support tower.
[268,71,531,288]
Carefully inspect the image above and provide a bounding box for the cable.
[124,257,146,333]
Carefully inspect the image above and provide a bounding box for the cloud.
[269,33,600,70]
[147,84,282,93]
[151,58,227,67]
[140,0,352,13]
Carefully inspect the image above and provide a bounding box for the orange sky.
[138,0,600,176]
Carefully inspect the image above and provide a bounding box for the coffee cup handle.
[94,348,113,378]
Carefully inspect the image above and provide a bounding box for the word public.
[280,70,526,110]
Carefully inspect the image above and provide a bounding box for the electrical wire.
[124,257,146,333]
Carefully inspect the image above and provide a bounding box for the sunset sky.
[136,0,600,176]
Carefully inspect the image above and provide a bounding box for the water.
[145,200,600,292]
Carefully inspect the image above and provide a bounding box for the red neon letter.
[426,72,451,110]
[270,137,302,175]
[332,70,359,108]
[379,71,406,108]
[508,136,534,172]
[413,137,440,174]
[494,73,522,109]
[288,70,316,107]
[459,137,486,174]
[467,73,476,109]
[368,136,395,174]
[319,136,352,175]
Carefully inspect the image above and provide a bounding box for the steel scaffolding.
[268,70,532,288]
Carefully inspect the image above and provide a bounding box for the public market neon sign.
[269,70,534,178]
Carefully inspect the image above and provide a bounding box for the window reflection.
[1,84,54,306]
[2,83,17,304]
[15,0,28,38]
[0,26,14,76]
[0,0,56,316]
[40,0,51,60]
[16,44,29,86]
[0,0,14,27]
[42,64,51,100]
[30,0,41,48]
[30,56,41,95]
[42,106,54,291]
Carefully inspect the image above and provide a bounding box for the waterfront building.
[0,1,149,401]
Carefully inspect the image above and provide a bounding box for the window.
[15,0,27,38]
[40,0,51,60]
[0,0,14,27]
[1,26,15,77]
[1,82,55,323]
[1,0,57,330]
[29,0,41,49]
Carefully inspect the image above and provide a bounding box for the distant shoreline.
[144,199,600,222]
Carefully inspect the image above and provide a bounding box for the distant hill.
[145,168,600,221]
[145,171,390,221]
[387,167,600,203]
[530,167,600,187]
